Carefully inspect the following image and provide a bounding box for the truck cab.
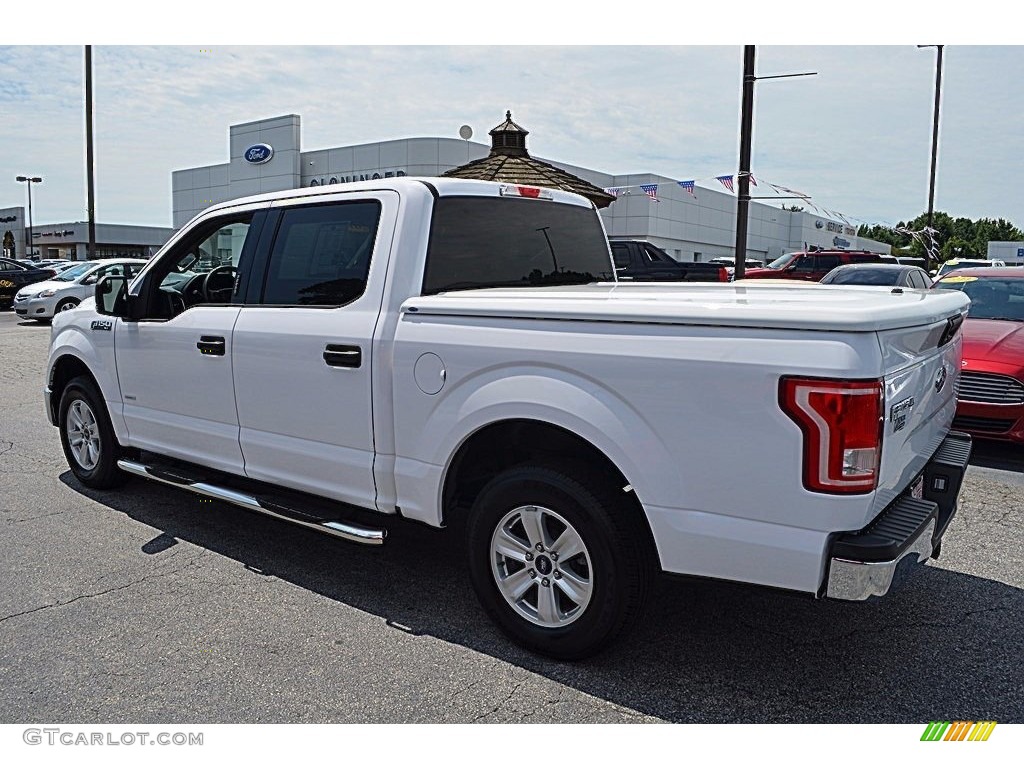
[609,240,728,282]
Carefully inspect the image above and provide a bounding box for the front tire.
[58,375,126,489]
[466,465,652,660]
[54,297,80,315]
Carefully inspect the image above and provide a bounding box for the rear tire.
[58,375,126,489]
[466,464,652,660]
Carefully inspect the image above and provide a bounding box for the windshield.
[766,253,797,270]
[54,262,98,281]
[936,276,1024,321]
[423,197,614,294]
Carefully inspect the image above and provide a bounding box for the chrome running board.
[116,459,386,546]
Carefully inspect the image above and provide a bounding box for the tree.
[941,235,976,261]
[862,212,1023,263]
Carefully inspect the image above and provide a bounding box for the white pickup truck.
[45,177,972,659]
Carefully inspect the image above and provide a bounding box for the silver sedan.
[13,259,147,322]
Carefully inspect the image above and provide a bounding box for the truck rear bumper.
[824,431,972,601]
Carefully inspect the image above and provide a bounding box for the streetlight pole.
[15,175,43,259]
[919,44,944,270]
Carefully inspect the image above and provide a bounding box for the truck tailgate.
[872,311,967,517]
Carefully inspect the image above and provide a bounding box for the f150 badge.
[890,397,915,433]
[90,320,112,331]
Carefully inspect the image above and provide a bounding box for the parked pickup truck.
[45,178,972,659]
[743,249,888,282]
[609,239,729,282]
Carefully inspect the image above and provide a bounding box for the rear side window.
[816,255,841,272]
[262,201,381,306]
[423,197,614,294]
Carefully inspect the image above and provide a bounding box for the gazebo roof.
[442,111,615,209]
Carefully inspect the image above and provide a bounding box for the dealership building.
[987,241,1024,264]
[172,114,890,263]
[0,206,174,262]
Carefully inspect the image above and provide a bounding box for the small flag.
[604,187,622,198]
[640,183,659,202]
[716,175,735,193]
[677,180,696,197]
[749,173,758,187]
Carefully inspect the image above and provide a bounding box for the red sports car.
[934,268,1024,443]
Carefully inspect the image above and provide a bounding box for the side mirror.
[95,275,129,317]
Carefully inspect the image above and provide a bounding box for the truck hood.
[738,267,781,279]
[408,283,970,333]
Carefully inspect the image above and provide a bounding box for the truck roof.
[198,176,596,218]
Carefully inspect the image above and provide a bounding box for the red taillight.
[779,376,884,494]
[718,267,729,282]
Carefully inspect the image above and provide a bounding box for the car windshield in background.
[936,276,1024,321]
[766,253,797,270]
[54,262,98,281]
[822,267,903,286]
[423,197,614,294]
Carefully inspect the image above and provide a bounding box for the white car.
[14,259,147,322]
[933,258,1006,278]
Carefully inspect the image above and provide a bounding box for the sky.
[2,6,1021,232]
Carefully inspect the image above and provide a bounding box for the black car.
[820,262,933,289]
[0,258,57,310]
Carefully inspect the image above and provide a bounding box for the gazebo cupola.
[489,111,529,156]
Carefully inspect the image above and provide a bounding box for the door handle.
[323,344,362,368]
[197,336,226,356]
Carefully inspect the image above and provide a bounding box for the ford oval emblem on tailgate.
[935,366,947,393]
[244,144,274,164]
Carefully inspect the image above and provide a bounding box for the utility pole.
[732,48,816,280]
[919,44,944,271]
[85,45,97,262]
[733,46,756,281]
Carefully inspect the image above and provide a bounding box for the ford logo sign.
[244,144,274,164]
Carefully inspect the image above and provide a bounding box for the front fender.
[47,312,125,442]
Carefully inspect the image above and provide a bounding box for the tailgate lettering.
[890,396,915,433]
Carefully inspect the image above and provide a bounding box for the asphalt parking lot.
[1,309,1023,724]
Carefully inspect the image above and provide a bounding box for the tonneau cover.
[407,283,970,333]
